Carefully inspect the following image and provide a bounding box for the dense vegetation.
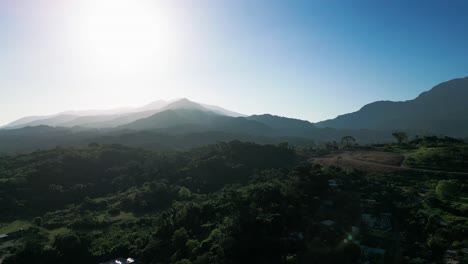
[1,140,467,263]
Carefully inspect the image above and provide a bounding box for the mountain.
[1,101,170,129]
[88,99,228,129]
[316,77,468,136]
[248,114,319,137]
[16,114,79,127]
[0,123,311,154]
[1,115,56,129]
[122,108,273,135]
[201,103,245,117]
[1,99,243,129]
[3,77,468,154]
[153,98,244,117]
[135,100,169,112]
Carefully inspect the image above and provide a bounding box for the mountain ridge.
[2,77,468,154]
[2,98,244,129]
[316,76,468,136]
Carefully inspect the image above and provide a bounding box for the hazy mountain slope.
[2,100,171,129]
[0,126,97,153]
[122,109,273,135]
[18,114,79,127]
[1,115,55,129]
[201,103,245,117]
[2,98,248,129]
[53,101,168,124]
[88,99,211,128]
[135,100,169,112]
[59,115,125,127]
[0,117,395,154]
[316,77,468,136]
[0,125,312,154]
[248,114,319,137]
[59,107,134,116]
[74,98,240,128]
[249,114,395,142]
[2,99,244,129]
[159,98,209,112]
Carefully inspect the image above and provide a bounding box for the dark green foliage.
[1,142,311,263]
[392,131,408,145]
[404,136,468,172]
[33,217,42,226]
[436,180,459,198]
[1,141,467,263]
[341,136,356,147]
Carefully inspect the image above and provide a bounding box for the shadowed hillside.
[316,77,468,136]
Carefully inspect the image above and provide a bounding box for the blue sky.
[1,0,468,125]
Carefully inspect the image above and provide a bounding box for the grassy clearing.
[47,227,71,241]
[404,147,467,171]
[110,212,136,222]
[0,220,32,234]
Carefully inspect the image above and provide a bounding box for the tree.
[33,217,42,226]
[341,136,356,147]
[435,180,458,199]
[449,146,468,166]
[325,141,339,150]
[54,233,84,259]
[392,132,408,145]
[172,227,189,249]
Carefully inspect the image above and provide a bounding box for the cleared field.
[312,150,468,175]
[312,151,406,173]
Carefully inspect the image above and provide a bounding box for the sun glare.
[69,0,179,74]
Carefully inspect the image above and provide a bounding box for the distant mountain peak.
[2,98,244,129]
[162,98,209,111]
[138,100,168,112]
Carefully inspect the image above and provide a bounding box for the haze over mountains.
[2,98,244,129]
[1,77,467,153]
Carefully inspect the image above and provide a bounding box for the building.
[320,220,335,226]
[100,257,135,264]
[361,213,392,231]
[361,245,386,255]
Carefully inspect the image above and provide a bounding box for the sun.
[68,0,179,74]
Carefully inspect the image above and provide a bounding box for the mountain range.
[1,98,244,130]
[1,77,467,153]
[316,77,468,136]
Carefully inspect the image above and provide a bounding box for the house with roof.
[320,220,335,227]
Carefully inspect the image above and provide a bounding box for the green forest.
[0,139,467,263]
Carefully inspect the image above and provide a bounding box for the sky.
[1,0,468,126]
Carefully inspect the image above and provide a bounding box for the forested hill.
[1,141,467,263]
[316,77,468,136]
[0,142,364,263]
